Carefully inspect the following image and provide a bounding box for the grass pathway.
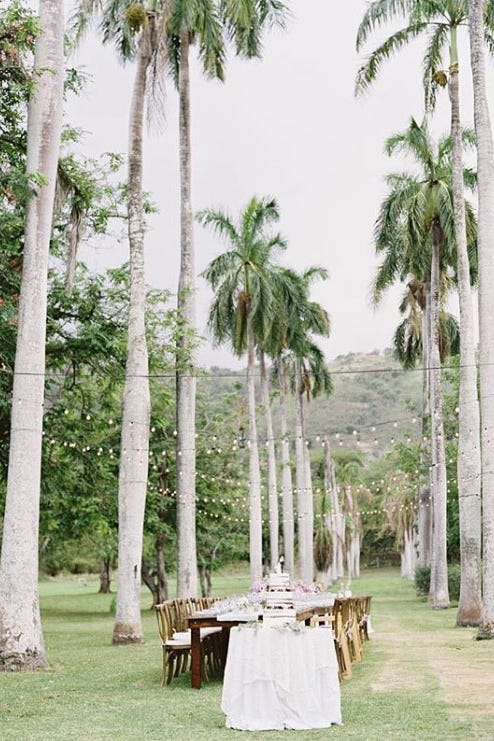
[1,569,493,740]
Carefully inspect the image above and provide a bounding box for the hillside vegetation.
[203,349,423,457]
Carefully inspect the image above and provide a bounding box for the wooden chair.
[344,598,363,663]
[309,612,334,629]
[155,601,192,686]
[173,597,222,679]
[155,598,222,686]
[332,599,352,680]
[357,595,372,642]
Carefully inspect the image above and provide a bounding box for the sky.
[66,0,491,368]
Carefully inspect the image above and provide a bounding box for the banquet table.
[187,598,334,689]
[221,625,342,731]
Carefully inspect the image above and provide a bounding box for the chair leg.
[161,650,167,688]
[166,652,176,685]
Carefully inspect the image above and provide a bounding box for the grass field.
[1,568,493,740]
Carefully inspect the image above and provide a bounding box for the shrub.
[415,565,430,596]
[414,564,461,601]
[447,564,461,602]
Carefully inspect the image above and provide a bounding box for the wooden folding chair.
[155,601,192,686]
[332,599,352,680]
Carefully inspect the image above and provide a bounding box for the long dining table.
[187,601,333,689]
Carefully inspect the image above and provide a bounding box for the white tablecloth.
[221,626,342,731]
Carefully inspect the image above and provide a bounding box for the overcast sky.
[66,0,491,368]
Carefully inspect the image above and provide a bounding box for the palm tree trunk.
[428,220,449,609]
[113,35,151,644]
[0,0,64,671]
[344,487,356,578]
[468,0,494,638]
[278,360,294,575]
[176,31,198,598]
[294,360,312,583]
[326,442,344,581]
[303,420,314,581]
[247,322,263,584]
[448,39,482,626]
[259,351,279,568]
[418,285,432,567]
[323,436,336,583]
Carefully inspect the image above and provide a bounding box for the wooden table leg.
[191,627,201,689]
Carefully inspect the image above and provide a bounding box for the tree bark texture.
[448,58,482,626]
[0,0,64,671]
[418,288,432,568]
[303,426,314,582]
[176,32,198,598]
[99,558,112,594]
[247,323,263,585]
[259,352,279,568]
[468,0,494,637]
[278,361,294,575]
[294,360,312,584]
[428,222,450,609]
[113,34,151,644]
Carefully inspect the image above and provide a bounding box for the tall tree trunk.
[325,438,344,581]
[113,35,152,644]
[418,286,432,567]
[323,436,336,584]
[247,322,263,584]
[155,530,168,604]
[448,37,482,626]
[428,221,449,609]
[141,530,169,606]
[259,351,278,568]
[0,0,64,671]
[468,0,494,638]
[99,557,112,594]
[176,32,198,598]
[294,360,312,583]
[344,486,356,578]
[303,420,314,581]
[278,360,294,575]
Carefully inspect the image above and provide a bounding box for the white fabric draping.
[221,625,342,731]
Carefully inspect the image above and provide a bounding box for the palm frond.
[194,0,226,79]
[385,117,435,174]
[356,0,415,51]
[68,0,103,47]
[196,207,239,246]
[422,22,448,111]
[355,22,427,95]
[201,250,241,290]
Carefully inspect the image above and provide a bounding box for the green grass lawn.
[1,569,493,740]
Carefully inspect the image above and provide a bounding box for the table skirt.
[221,626,342,731]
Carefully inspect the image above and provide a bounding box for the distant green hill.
[200,349,423,458]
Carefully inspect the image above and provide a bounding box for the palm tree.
[282,269,331,583]
[199,196,286,584]
[71,0,170,642]
[258,348,279,568]
[335,453,365,580]
[323,435,344,583]
[167,0,288,597]
[277,354,295,575]
[468,0,494,638]
[273,266,331,583]
[356,0,483,625]
[382,471,419,581]
[0,0,64,670]
[374,119,477,608]
[264,266,308,574]
[168,0,224,600]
